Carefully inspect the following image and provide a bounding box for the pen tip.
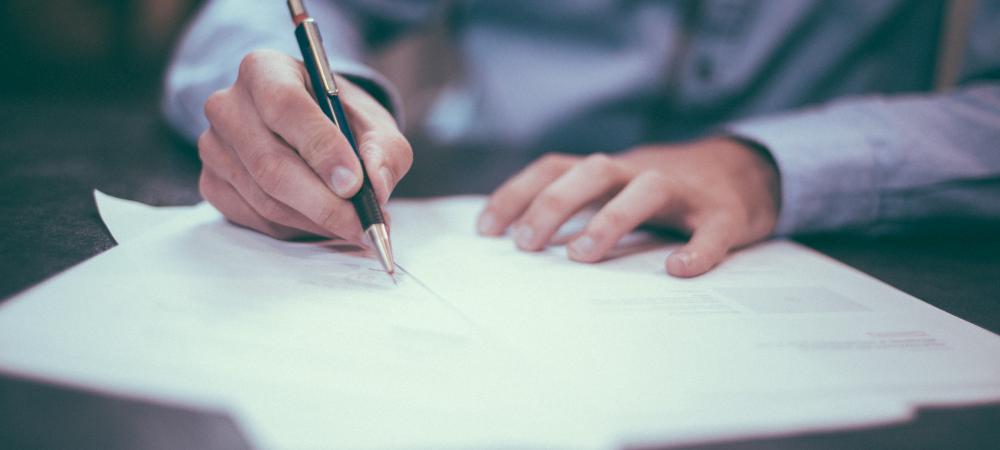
[366,223,396,280]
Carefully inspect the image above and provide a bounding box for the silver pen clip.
[288,0,339,97]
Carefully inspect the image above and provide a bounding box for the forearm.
[729,83,1000,235]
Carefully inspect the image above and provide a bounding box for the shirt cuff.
[726,101,901,235]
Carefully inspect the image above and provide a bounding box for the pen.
[286,0,395,277]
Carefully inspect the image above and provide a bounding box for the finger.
[666,215,739,278]
[205,74,364,242]
[477,153,576,236]
[237,50,363,199]
[567,171,680,263]
[512,154,627,251]
[337,79,413,205]
[199,170,310,241]
[356,130,413,206]
[198,128,334,238]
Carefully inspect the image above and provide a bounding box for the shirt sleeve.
[161,0,404,142]
[728,83,1000,236]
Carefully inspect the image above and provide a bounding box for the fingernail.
[514,225,535,248]
[378,166,394,204]
[673,251,692,268]
[330,166,358,197]
[570,235,595,258]
[477,213,496,235]
[360,232,372,248]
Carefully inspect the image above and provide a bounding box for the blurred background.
[0,0,448,130]
[0,0,203,103]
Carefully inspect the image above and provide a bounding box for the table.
[1,99,998,449]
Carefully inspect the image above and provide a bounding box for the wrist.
[716,135,782,236]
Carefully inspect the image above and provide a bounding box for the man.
[163,0,1000,277]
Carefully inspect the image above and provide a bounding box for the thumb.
[666,215,738,277]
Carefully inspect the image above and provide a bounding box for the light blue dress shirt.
[163,0,1000,236]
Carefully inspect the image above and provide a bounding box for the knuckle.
[385,132,412,153]
[536,153,576,178]
[249,154,292,193]
[386,133,414,171]
[196,132,226,170]
[196,132,213,160]
[203,90,229,124]
[597,206,631,230]
[302,128,343,160]
[533,165,560,181]
[200,143,246,186]
[358,131,382,157]
[636,169,676,187]
[196,129,210,148]
[583,152,613,166]
[537,152,565,168]
[238,50,273,80]
[495,181,535,209]
[538,152,565,165]
[258,85,302,127]
[582,153,619,177]
[198,171,215,201]
[639,169,670,183]
[535,191,569,213]
[639,170,673,191]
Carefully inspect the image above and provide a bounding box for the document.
[0,192,997,449]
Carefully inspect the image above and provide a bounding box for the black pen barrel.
[294,22,384,230]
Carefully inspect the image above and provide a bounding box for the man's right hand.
[198,49,412,242]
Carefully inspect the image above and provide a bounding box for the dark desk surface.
[1,99,998,449]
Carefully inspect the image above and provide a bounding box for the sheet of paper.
[1,194,998,449]
[389,198,1000,446]
[94,190,214,244]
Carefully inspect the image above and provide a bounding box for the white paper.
[94,190,213,244]
[0,193,997,449]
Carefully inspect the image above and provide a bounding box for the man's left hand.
[477,137,782,277]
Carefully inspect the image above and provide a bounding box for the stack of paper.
[0,192,997,449]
